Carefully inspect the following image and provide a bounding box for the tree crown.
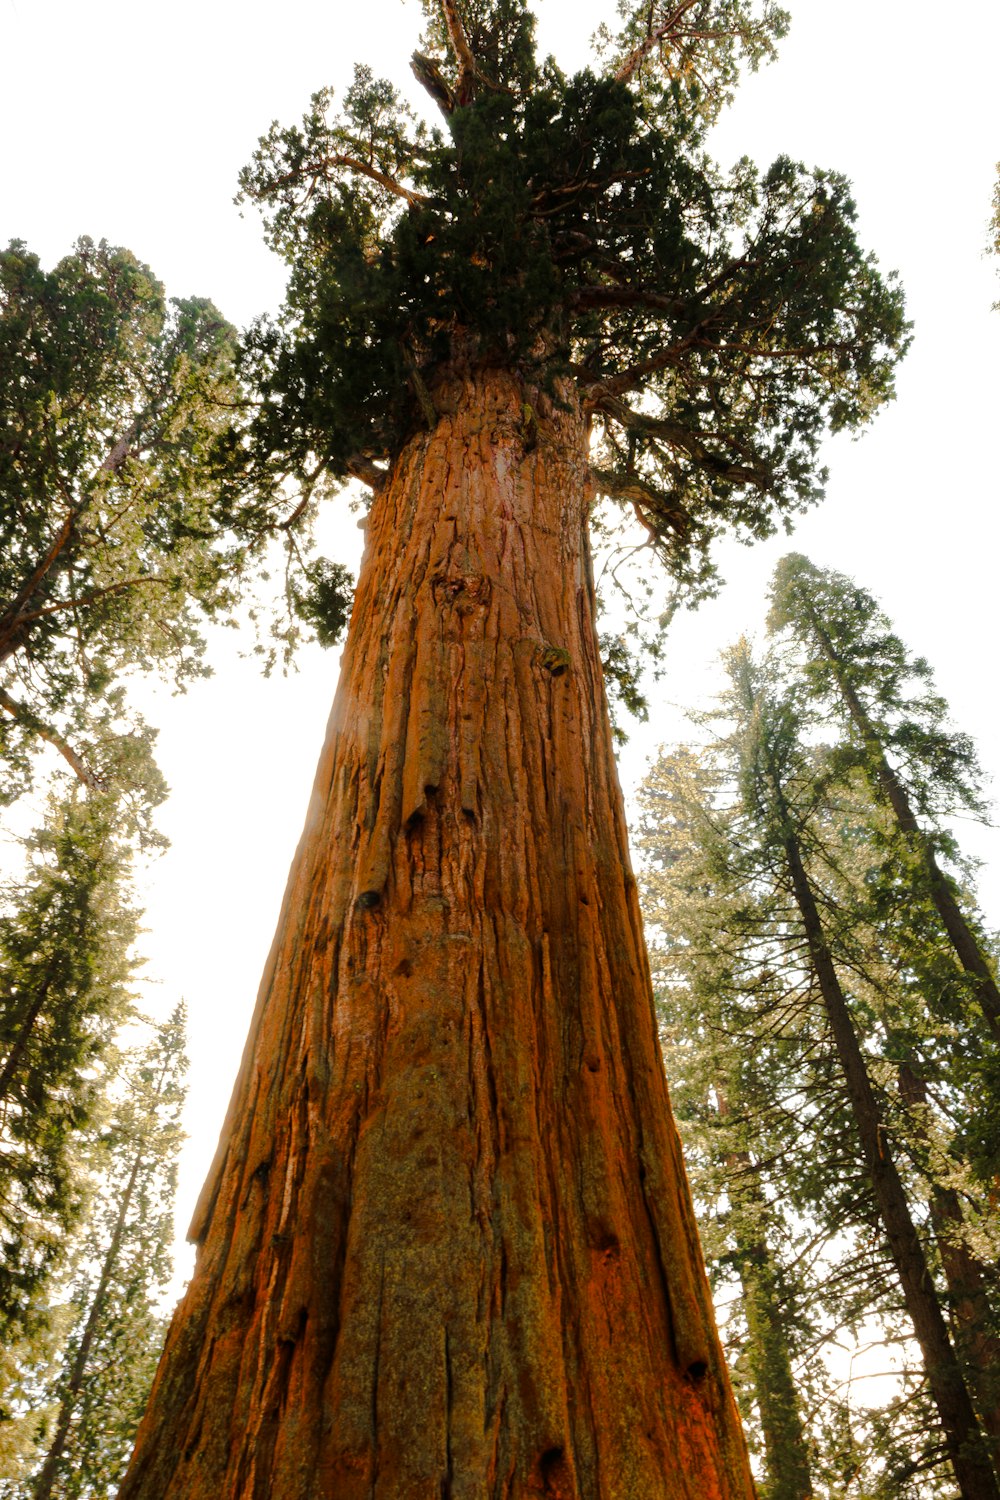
[230,0,909,606]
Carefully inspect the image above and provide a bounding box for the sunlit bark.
[120,369,754,1499]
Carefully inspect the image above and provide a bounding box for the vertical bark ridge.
[121,369,754,1499]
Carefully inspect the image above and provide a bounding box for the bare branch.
[411,51,456,116]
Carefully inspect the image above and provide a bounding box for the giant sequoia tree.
[123,3,907,1495]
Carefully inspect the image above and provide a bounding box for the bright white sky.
[2,0,999,1292]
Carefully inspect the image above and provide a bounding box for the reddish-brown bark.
[120,369,755,1499]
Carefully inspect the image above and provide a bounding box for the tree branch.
[614,0,701,84]
[0,689,104,790]
[567,285,687,317]
[0,510,76,663]
[10,574,162,631]
[411,51,456,116]
[594,393,773,490]
[589,465,691,540]
[346,455,389,491]
[439,0,478,104]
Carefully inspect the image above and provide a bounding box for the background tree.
[768,553,1000,1045]
[0,781,150,1357]
[25,1006,188,1500]
[0,239,246,801]
[121,3,908,1494]
[637,629,1000,1497]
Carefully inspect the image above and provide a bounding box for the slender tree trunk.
[120,369,754,1500]
[34,1147,145,1500]
[897,1063,1000,1452]
[727,1154,813,1500]
[780,825,999,1500]
[714,1087,812,1500]
[804,611,1000,1039]
[0,976,51,1105]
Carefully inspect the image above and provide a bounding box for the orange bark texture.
[120,369,756,1499]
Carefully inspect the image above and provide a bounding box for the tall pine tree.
[637,635,999,1498]
[28,1007,188,1500]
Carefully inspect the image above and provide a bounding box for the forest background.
[2,0,999,1304]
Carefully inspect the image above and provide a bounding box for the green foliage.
[598,631,650,741]
[768,554,988,826]
[637,627,1000,1498]
[767,553,1000,1172]
[0,239,242,799]
[30,1010,186,1500]
[0,1010,187,1499]
[598,0,789,121]
[0,789,142,1352]
[290,557,354,649]
[231,0,908,610]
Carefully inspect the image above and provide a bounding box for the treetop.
[229,0,909,609]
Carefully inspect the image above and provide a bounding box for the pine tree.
[637,643,1000,1498]
[0,788,143,1352]
[768,553,1000,1044]
[122,4,908,1493]
[0,239,243,802]
[25,1007,187,1500]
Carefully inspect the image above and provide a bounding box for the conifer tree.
[123,5,908,1493]
[0,786,146,1353]
[637,643,1000,1498]
[0,239,243,801]
[768,554,1000,1043]
[636,749,816,1500]
[27,1007,187,1500]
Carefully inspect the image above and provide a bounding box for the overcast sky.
[3,0,999,1287]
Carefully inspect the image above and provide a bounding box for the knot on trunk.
[539,644,571,676]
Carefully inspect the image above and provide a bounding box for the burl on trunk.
[120,370,755,1498]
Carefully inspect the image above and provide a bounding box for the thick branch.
[439,0,478,104]
[346,455,389,491]
[411,51,456,115]
[0,510,76,662]
[595,394,773,490]
[590,465,691,540]
[614,0,701,84]
[330,153,429,207]
[567,285,687,317]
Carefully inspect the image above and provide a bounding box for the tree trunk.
[34,1147,146,1500]
[120,369,754,1499]
[715,1088,812,1500]
[897,1063,1000,1453]
[0,975,51,1105]
[727,1155,813,1500]
[780,826,999,1500]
